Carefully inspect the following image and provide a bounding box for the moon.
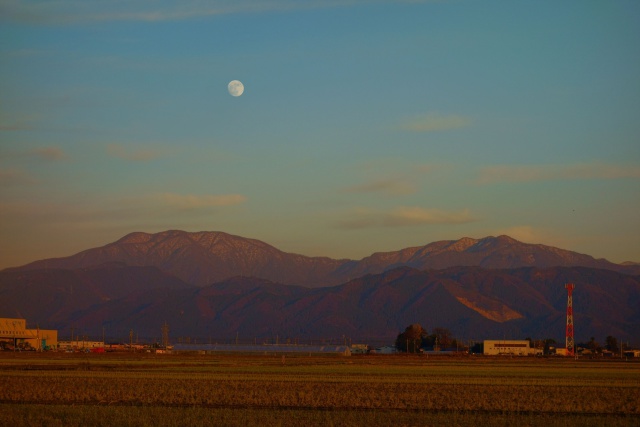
[228,80,244,97]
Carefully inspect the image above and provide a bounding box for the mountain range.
[8,230,640,287]
[1,230,639,344]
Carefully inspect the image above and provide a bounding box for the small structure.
[484,340,538,356]
[372,345,398,354]
[58,340,105,351]
[350,344,369,354]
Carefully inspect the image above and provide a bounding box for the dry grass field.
[0,351,638,426]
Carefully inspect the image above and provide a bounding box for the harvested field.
[0,352,638,426]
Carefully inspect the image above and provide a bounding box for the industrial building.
[0,318,58,350]
[483,340,540,356]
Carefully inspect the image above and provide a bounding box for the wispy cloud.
[158,193,247,209]
[478,163,640,184]
[1,0,435,25]
[30,146,67,161]
[343,178,416,196]
[0,113,40,131]
[398,112,472,132]
[106,143,162,162]
[343,162,451,197]
[0,0,217,24]
[0,168,36,185]
[385,206,474,226]
[337,206,475,229]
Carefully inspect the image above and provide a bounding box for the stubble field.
[0,351,638,426]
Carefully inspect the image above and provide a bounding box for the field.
[0,352,639,426]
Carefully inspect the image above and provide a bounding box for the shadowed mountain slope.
[0,263,192,328]
[5,265,637,344]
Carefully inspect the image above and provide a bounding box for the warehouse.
[0,317,58,350]
[483,340,538,356]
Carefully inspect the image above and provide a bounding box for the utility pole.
[161,322,169,349]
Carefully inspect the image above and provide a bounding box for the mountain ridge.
[6,230,639,287]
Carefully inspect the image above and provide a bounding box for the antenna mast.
[565,283,575,357]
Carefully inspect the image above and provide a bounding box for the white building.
[484,340,538,356]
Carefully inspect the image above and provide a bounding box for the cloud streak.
[478,163,640,184]
[0,113,40,131]
[30,146,67,161]
[158,193,247,209]
[0,168,36,185]
[399,113,472,132]
[342,178,416,196]
[337,206,475,229]
[107,143,162,162]
[1,0,435,25]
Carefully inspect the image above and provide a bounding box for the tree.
[543,338,556,355]
[395,324,427,353]
[432,327,453,349]
[470,342,484,354]
[605,336,619,353]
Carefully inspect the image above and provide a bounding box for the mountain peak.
[116,231,155,244]
[494,235,520,243]
[447,237,479,251]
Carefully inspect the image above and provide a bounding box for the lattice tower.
[565,283,575,356]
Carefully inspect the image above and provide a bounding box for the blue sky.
[1,0,639,269]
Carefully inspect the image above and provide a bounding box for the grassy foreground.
[0,352,638,426]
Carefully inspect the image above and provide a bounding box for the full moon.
[228,80,244,97]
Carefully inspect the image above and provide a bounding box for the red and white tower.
[565,283,575,356]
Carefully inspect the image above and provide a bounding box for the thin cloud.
[343,178,416,196]
[30,146,66,161]
[1,0,436,25]
[385,206,474,226]
[158,193,247,209]
[0,113,39,131]
[343,162,451,196]
[399,113,472,132]
[478,163,640,184]
[0,168,36,185]
[107,143,162,162]
[0,0,218,24]
[337,206,475,229]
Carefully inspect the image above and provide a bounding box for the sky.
[1,0,639,269]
